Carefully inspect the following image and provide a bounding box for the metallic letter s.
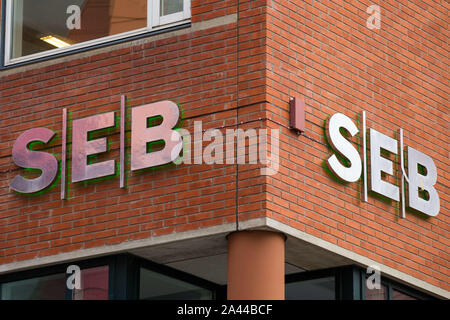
[326,113,361,183]
[10,128,58,193]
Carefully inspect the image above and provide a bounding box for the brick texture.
[264,0,449,291]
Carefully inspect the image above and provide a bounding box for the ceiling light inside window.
[40,36,71,48]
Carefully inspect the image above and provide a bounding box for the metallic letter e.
[71,112,116,182]
[370,128,399,201]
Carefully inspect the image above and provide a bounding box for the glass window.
[161,0,183,16]
[1,273,66,300]
[392,289,417,300]
[365,282,388,300]
[72,266,109,300]
[139,267,213,300]
[9,0,147,60]
[5,0,190,63]
[0,265,109,300]
[286,277,335,300]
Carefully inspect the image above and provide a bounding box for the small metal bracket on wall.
[289,97,305,135]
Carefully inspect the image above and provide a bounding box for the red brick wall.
[235,0,268,223]
[265,0,448,291]
[0,2,243,261]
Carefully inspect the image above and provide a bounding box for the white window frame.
[153,0,190,26]
[4,0,191,66]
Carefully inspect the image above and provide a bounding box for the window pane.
[286,277,335,300]
[72,266,109,300]
[365,282,387,300]
[10,0,147,59]
[392,289,417,300]
[160,0,183,16]
[1,273,66,300]
[139,268,212,300]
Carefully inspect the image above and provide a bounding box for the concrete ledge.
[0,217,266,276]
[265,217,450,299]
[1,216,448,299]
[0,221,237,275]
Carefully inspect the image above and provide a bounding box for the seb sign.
[8,100,440,218]
[10,99,182,197]
[326,112,440,217]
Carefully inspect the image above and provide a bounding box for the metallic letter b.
[131,101,182,171]
[407,146,440,216]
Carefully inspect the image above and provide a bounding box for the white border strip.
[399,128,409,219]
[4,0,12,64]
[60,108,67,199]
[362,111,367,202]
[120,96,126,189]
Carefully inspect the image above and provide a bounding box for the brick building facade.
[0,0,448,300]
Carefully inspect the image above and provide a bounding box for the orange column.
[227,231,285,300]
